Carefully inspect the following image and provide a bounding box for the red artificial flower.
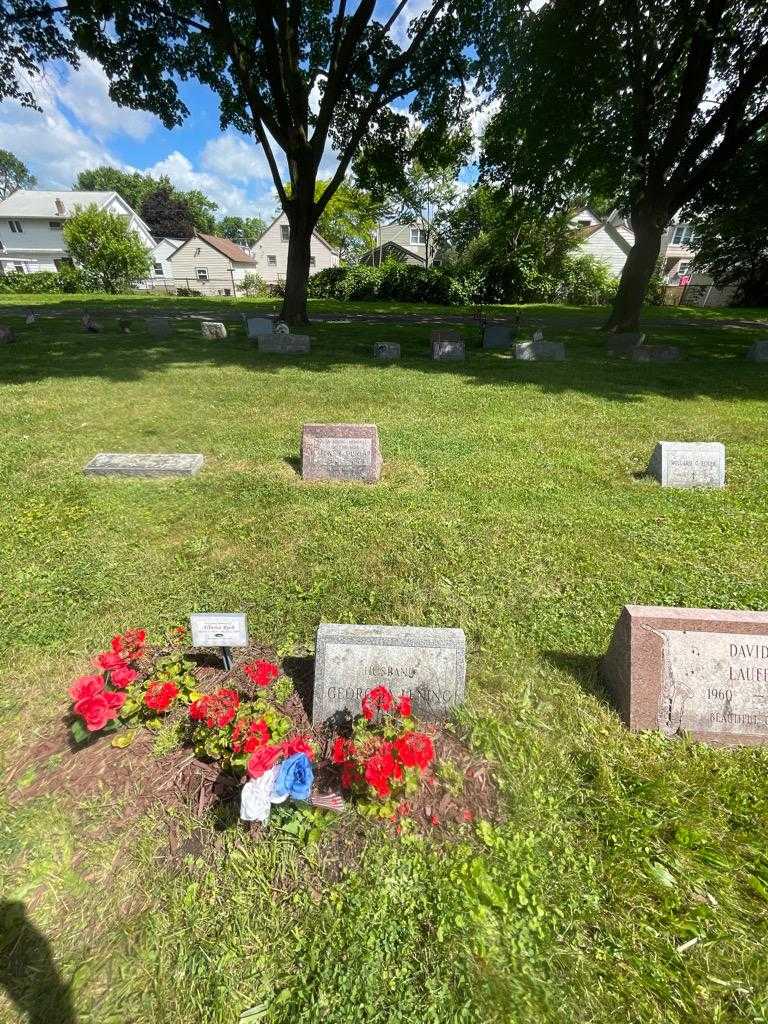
[69,674,104,702]
[340,762,363,789]
[364,743,401,798]
[232,718,271,754]
[110,629,146,662]
[281,734,315,760]
[110,665,138,689]
[394,731,435,771]
[74,691,124,732]
[188,688,240,728]
[461,808,474,823]
[397,695,413,718]
[361,685,393,722]
[243,659,280,688]
[246,743,283,779]
[144,680,179,712]
[96,651,128,672]
[430,814,440,827]
[331,736,356,764]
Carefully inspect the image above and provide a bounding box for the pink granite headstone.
[301,423,382,483]
[602,605,768,747]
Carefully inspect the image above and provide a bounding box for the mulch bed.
[7,645,502,864]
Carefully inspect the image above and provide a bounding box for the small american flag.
[309,790,346,812]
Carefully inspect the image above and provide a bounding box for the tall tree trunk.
[280,169,316,325]
[604,210,666,332]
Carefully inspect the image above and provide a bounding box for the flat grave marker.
[190,612,248,670]
[432,339,465,361]
[83,453,204,478]
[746,340,768,362]
[301,423,382,483]
[631,344,681,363]
[313,623,466,726]
[648,441,725,488]
[374,342,400,361]
[515,340,566,361]
[257,334,311,354]
[146,317,173,338]
[602,604,768,746]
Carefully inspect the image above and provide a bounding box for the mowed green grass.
[1,299,768,1024]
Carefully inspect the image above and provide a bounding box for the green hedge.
[0,268,89,294]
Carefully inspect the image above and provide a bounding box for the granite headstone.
[430,329,461,344]
[312,623,466,726]
[246,316,274,339]
[631,344,681,363]
[301,423,382,483]
[202,321,227,340]
[83,453,205,478]
[483,324,515,350]
[257,334,311,353]
[146,317,173,338]
[374,342,400,361]
[602,604,768,746]
[606,332,646,357]
[746,340,768,362]
[515,340,566,361]
[432,339,465,361]
[648,441,725,488]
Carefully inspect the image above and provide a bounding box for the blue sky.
[1,4,490,221]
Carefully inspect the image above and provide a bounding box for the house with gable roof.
[249,213,340,283]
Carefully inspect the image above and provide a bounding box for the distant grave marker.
[0,325,17,344]
[301,423,382,483]
[202,321,227,339]
[257,333,311,354]
[483,324,515,350]
[83,453,204,478]
[146,317,173,338]
[374,342,400,361]
[631,344,681,363]
[432,339,465,361]
[515,340,566,361]
[602,604,768,746]
[746,340,768,362]
[246,316,274,339]
[647,441,725,488]
[606,332,646,357]
[312,623,466,726]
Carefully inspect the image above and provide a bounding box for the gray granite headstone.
[746,340,768,362]
[648,442,725,488]
[246,317,274,339]
[632,344,681,363]
[374,342,400,361]
[432,340,465,361]
[312,623,466,726]
[257,334,311,353]
[301,423,382,483]
[0,325,16,344]
[202,321,227,340]
[607,332,646,357]
[146,317,173,338]
[83,453,205,478]
[430,329,461,344]
[483,324,515,350]
[515,340,566,361]
[532,329,544,343]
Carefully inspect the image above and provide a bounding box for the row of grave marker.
[188,608,768,747]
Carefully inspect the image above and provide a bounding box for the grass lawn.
[1,299,768,1024]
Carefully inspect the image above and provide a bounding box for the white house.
[0,190,155,274]
[571,208,634,277]
[250,214,339,283]
[148,237,185,282]
[167,231,259,294]
[360,221,432,266]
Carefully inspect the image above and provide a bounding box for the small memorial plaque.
[746,340,768,362]
[190,612,248,648]
[432,340,465,361]
[374,342,400,361]
[246,317,274,339]
[257,334,311,354]
[83,453,204,478]
[515,340,566,361]
[301,423,382,483]
[312,623,466,725]
[648,441,725,488]
[483,325,514,350]
[602,605,768,746]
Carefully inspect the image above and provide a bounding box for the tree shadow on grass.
[0,312,766,405]
[0,901,76,1024]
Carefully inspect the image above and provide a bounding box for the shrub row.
[0,268,89,294]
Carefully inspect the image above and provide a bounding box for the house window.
[8,220,22,233]
[196,267,209,281]
[49,221,64,231]
[153,262,164,277]
[280,224,290,242]
[410,228,427,245]
[267,255,277,267]
[309,255,316,267]
[672,223,695,245]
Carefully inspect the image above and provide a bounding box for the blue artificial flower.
[273,753,314,802]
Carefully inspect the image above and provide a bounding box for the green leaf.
[70,719,90,744]
[111,729,137,749]
[648,861,676,888]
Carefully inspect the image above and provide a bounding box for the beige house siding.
[168,237,253,294]
[579,227,629,277]
[251,215,339,283]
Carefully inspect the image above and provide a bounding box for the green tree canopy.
[284,179,381,261]
[62,205,152,292]
[481,0,768,329]
[0,150,36,200]
[216,215,267,247]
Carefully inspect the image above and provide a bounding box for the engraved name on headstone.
[602,605,768,746]
[312,623,466,725]
[257,334,311,353]
[83,453,205,478]
[301,424,382,483]
[374,342,401,361]
[648,441,725,488]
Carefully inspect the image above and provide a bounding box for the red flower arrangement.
[144,680,179,712]
[243,659,280,688]
[231,717,271,754]
[334,686,435,804]
[69,629,147,735]
[189,688,240,728]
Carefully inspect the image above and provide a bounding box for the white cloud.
[201,132,278,183]
[57,56,157,141]
[144,150,264,216]
[388,0,432,46]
